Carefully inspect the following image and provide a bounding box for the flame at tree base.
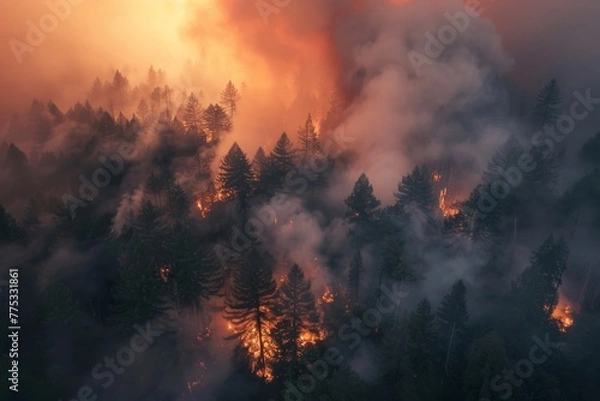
[552,295,575,332]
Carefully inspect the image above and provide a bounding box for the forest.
[1,65,600,401]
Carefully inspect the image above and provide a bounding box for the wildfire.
[552,299,575,332]
[439,188,460,217]
[195,187,226,218]
[319,286,336,304]
[433,172,442,182]
[227,318,277,382]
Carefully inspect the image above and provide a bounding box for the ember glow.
[553,296,575,332]
[1,0,599,399]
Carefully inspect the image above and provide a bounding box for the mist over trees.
[0,68,600,401]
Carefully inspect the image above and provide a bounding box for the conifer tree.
[513,235,569,327]
[217,143,253,209]
[272,264,320,379]
[220,80,241,117]
[0,205,28,245]
[111,201,170,325]
[183,93,202,134]
[437,280,469,393]
[297,114,320,156]
[22,198,41,232]
[533,78,562,126]
[406,299,439,400]
[225,249,278,380]
[251,146,267,181]
[259,133,296,193]
[202,104,232,142]
[345,173,381,224]
[463,332,509,401]
[482,135,525,184]
[348,250,363,309]
[395,165,436,224]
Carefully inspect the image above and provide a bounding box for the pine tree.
[463,332,509,401]
[217,143,253,208]
[251,146,267,181]
[202,104,232,142]
[110,201,170,325]
[297,114,320,156]
[379,235,414,285]
[348,250,363,309]
[443,184,503,250]
[482,135,525,185]
[270,133,295,172]
[533,78,562,126]
[345,173,381,223]
[2,143,29,173]
[272,263,320,379]
[22,198,41,232]
[225,249,278,380]
[437,280,469,394]
[259,133,296,193]
[405,299,439,400]
[220,80,241,117]
[513,235,569,327]
[394,165,436,226]
[183,93,202,134]
[0,205,28,245]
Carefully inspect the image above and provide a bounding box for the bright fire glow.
[552,297,575,332]
[439,188,460,217]
[227,318,276,382]
[319,286,336,304]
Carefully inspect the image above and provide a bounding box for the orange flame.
[552,297,575,332]
[319,286,336,304]
[439,188,460,217]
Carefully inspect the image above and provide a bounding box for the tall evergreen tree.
[224,249,278,380]
[217,143,253,210]
[259,133,296,193]
[297,114,320,156]
[395,165,435,219]
[532,78,562,126]
[272,263,320,380]
[110,201,170,325]
[406,299,439,400]
[0,205,28,245]
[348,250,363,309]
[219,80,241,117]
[513,235,569,327]
[183,93,203,134]
[251,146,267,181]
[345,173,381,224]
[202,104,231,142]
[437,280,469,395]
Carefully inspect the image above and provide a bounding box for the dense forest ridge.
[1,68,600,401]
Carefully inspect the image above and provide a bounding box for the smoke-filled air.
[1,0,600,400]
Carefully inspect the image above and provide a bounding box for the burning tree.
[513,235,569,328]
[271,263,321,380]
[224,249,278,381]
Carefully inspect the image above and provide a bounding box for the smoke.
[2,0,600,397]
